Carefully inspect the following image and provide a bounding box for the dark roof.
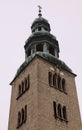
[10,52,76,85]
[31,17,49,28]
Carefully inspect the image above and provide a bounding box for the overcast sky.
[0,0,82,130]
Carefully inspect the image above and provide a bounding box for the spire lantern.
[24,10,60,62]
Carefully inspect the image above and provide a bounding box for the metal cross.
[38,5,42,10]
[38,5,42,17]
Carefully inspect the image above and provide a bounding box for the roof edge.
[10,53,77,85]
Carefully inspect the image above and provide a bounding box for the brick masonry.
[8,56,82,130]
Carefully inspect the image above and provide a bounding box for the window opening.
[48,72,52,86]
[58,75,61,90]
[49,45,54,55]
[62,78,66,92]
[17,74,30,99]
[36,44,43,52]
[17,112,21,128]
[44,27,47,31]
[25,105,27,122]
[17,105,27,129]
[53,74,57,87]
[38,27,41,31]
[53,102,57,118]
[22,81,24,93]
[27,49,31,57]
[58,104,62,118]
[27,75,30,89]
[63,106,67,120]
[25,78,27,90]
[22,108,25,123]
[18,85,21,96]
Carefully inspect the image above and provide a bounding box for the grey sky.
[0,0,82,130]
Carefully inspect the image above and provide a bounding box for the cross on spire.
[38,5,42,17]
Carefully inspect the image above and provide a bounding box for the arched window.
[36,44,43,52]
[53,74,57,87]
[22,81,24,93]
[48,72,52,86]
[18,85,22,96]
[25,105,27,122]
[22,105,27,123]
[25,78,27,90]
[22,108,25,123]
[17,112,22,128]
[63,106,67,120]
[53,101,57,118]
[58,75,61,90]
[58,104,62,118]
[49,45,54,56]
[17,74,30,99]
[17,105,27,129]
[62,78,66,92]
[27,75,30,89]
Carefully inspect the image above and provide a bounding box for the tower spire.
[38,5,42,17]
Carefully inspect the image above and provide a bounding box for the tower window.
[27,75,30,89]
[53,74,57,87]
[27,49,31,57]
[18,85,22,96]
[53,101,57,118]
[36,44,43,52]
[48,71,67,94]
[17,112,22,128]
[58,104,62,119]
[58,75,61,90]
[22,108,25,123]
[62,78,66,92]
[53,101,68,122]
[25,75,30,90]
[22,81,24,93]
[48,72,53,86]
[22,105,27,123]
[38,27,41,31]
[17,105,27,129]
[25,78,27,90]
[49,45,54,55]
[25,105,27,122]
[17,74,30,99]
[63,106,67,120]
[44,27,48,31]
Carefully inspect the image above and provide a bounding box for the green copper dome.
[31,17,49,26]
[31,17,51,32]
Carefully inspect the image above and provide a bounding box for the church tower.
[8,8,82,130]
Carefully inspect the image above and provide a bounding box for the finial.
[38,5,42,17]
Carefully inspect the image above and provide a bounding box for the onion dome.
[31,17,51,33]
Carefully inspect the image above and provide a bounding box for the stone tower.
[8,9,82,130]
